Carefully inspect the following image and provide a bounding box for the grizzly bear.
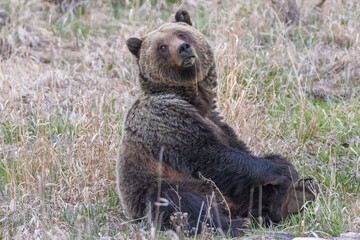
[117,9,316,235]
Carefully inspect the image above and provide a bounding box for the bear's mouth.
[182,56,195,67]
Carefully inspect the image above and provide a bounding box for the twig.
[153,145,165,238]
[194,201,204,240]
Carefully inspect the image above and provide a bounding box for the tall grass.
[0,0,359,238]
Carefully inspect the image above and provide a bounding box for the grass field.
[0,0,359,239]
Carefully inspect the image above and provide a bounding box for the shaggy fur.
[117,9,301,235]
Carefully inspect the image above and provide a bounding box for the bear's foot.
[170,212,191,236]
[288,177,319,214]
[227,217,250,237]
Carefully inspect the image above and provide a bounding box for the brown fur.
[117,9,305,235]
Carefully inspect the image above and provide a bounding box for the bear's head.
[126,9,216,94]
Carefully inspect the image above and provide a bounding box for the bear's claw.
[288,177,319,214]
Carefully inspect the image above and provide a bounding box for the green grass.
[1,0,359,239]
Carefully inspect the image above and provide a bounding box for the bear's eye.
[178,34,186,40]
[159,45,167,51]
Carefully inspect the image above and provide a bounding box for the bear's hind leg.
[147,182,249,236]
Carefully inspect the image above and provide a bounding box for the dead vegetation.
[0,0,359,239]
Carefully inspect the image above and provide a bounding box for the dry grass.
[0,0,359,239]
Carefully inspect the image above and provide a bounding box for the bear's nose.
[177,43,193,57]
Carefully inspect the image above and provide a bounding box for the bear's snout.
[177,43,193,57]
[177,42,195,67]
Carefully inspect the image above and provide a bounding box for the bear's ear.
[126,37,142,58]
[175,9,192,26]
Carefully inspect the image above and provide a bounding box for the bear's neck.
[147,83,215,116]
[139,65,218,116]
[140,77,216,117]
